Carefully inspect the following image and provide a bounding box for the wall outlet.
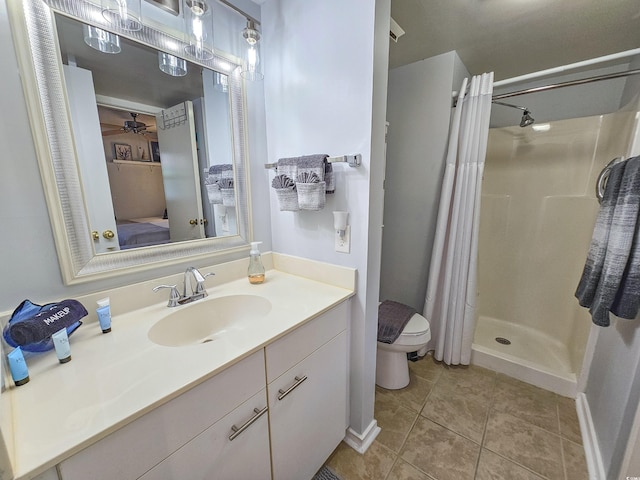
[335,226,351,253]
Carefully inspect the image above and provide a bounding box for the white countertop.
[6,265,354,479]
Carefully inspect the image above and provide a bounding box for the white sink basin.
[148,295,272,347]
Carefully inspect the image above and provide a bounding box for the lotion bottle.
[248,241,265,284]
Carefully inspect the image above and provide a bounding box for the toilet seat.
[393,313,430,347]
[400,313,429,336]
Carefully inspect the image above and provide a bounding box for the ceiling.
[389,0,640,80]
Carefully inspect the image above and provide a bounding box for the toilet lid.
[401,313,430,336]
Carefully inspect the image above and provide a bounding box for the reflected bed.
[116,217,170,249]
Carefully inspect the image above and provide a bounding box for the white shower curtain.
[423,73,494,365]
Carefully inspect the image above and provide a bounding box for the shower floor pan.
[471,315,577,397]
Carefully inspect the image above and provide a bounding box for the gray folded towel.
[277,155,333,193]
[377,300,416,344]
[576,156,640,326]
[277,157,299,185]
[7,299,88,346]
[208,164,233,184]
[325,162,335,194]
[298,154,328,183]
[208,164,233,175]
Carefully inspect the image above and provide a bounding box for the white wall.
[261,0,389,437]
[380,52,469,310]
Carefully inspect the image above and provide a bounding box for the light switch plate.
[335,226,351,253]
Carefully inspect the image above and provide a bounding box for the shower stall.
[472,107,639,396]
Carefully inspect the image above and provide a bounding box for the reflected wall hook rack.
[264,154,361,169]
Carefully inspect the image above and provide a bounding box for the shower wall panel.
[478,111,636,372]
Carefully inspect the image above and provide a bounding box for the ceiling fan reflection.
[101,112,154,136]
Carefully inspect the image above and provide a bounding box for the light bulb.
[101,0,142,31]
[83,24,121,54]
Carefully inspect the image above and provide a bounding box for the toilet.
[376,312,431,390]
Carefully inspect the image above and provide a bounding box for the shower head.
[520,110,535,127]
[492,100,535,128]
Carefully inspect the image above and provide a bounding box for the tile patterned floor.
[325,354,588,480]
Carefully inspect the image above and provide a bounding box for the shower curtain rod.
[492,68,640,100]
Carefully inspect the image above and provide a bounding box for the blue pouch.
[3,299,85,353]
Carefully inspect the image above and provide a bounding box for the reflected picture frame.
[114,143,132,160]
[149,141,161,162]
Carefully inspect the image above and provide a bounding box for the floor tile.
[420,381,489,443]
[437,364,497,404]
[558,396,582,444]
[562,438,589,480]
[376,372,434,413]
[326,441,396,480]
[484,410,564,480]
[475,449,544,480]
[408,354,444,383]
[492,376,559,433]
[400,416,480,480]
[385,459,434,480]
[375,393,419,453]
[326,367,587,480]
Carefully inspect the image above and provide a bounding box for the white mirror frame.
[8,0,252,285]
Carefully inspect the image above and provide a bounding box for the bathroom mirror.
[8,0,252,284]
[56,14,239,250]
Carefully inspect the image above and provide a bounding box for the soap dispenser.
[248,241,266,284]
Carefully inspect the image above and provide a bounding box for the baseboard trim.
[576,392,606,480]
[343,420,381,454]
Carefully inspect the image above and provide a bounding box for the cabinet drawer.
[138,389,271,480]
[265,300,348,383]
[268,331,348,480]
[59,350,265,480]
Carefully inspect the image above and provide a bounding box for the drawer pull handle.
[277,375,308,401]
[229,406,268,441]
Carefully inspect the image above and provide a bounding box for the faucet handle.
[153,284,180,307]
[195,272,215,295]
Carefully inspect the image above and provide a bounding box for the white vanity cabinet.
[58,350,267,480]
[55,300,350,480]
[266,301,349,480]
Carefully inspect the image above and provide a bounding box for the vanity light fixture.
[183,0,214,61]
[82,24,122,54]
[101,0,142,31]
[158,52,188,76]
[241,19,263,81]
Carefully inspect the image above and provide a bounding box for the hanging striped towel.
[576,156,640,326]
[377,300,416,344]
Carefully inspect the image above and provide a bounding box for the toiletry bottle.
[8,347,29,386]
[248,241,265,284]
[96,298,112,333]
[52,328,72,364]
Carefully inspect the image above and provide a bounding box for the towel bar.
[264,154,361,170]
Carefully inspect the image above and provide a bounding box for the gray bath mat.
[313,465,342,480]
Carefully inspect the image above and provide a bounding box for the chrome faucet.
[183,267,213,302]
[153,267,215,307]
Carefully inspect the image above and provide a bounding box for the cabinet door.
[138,389,271,480]
[268,331,348,480]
